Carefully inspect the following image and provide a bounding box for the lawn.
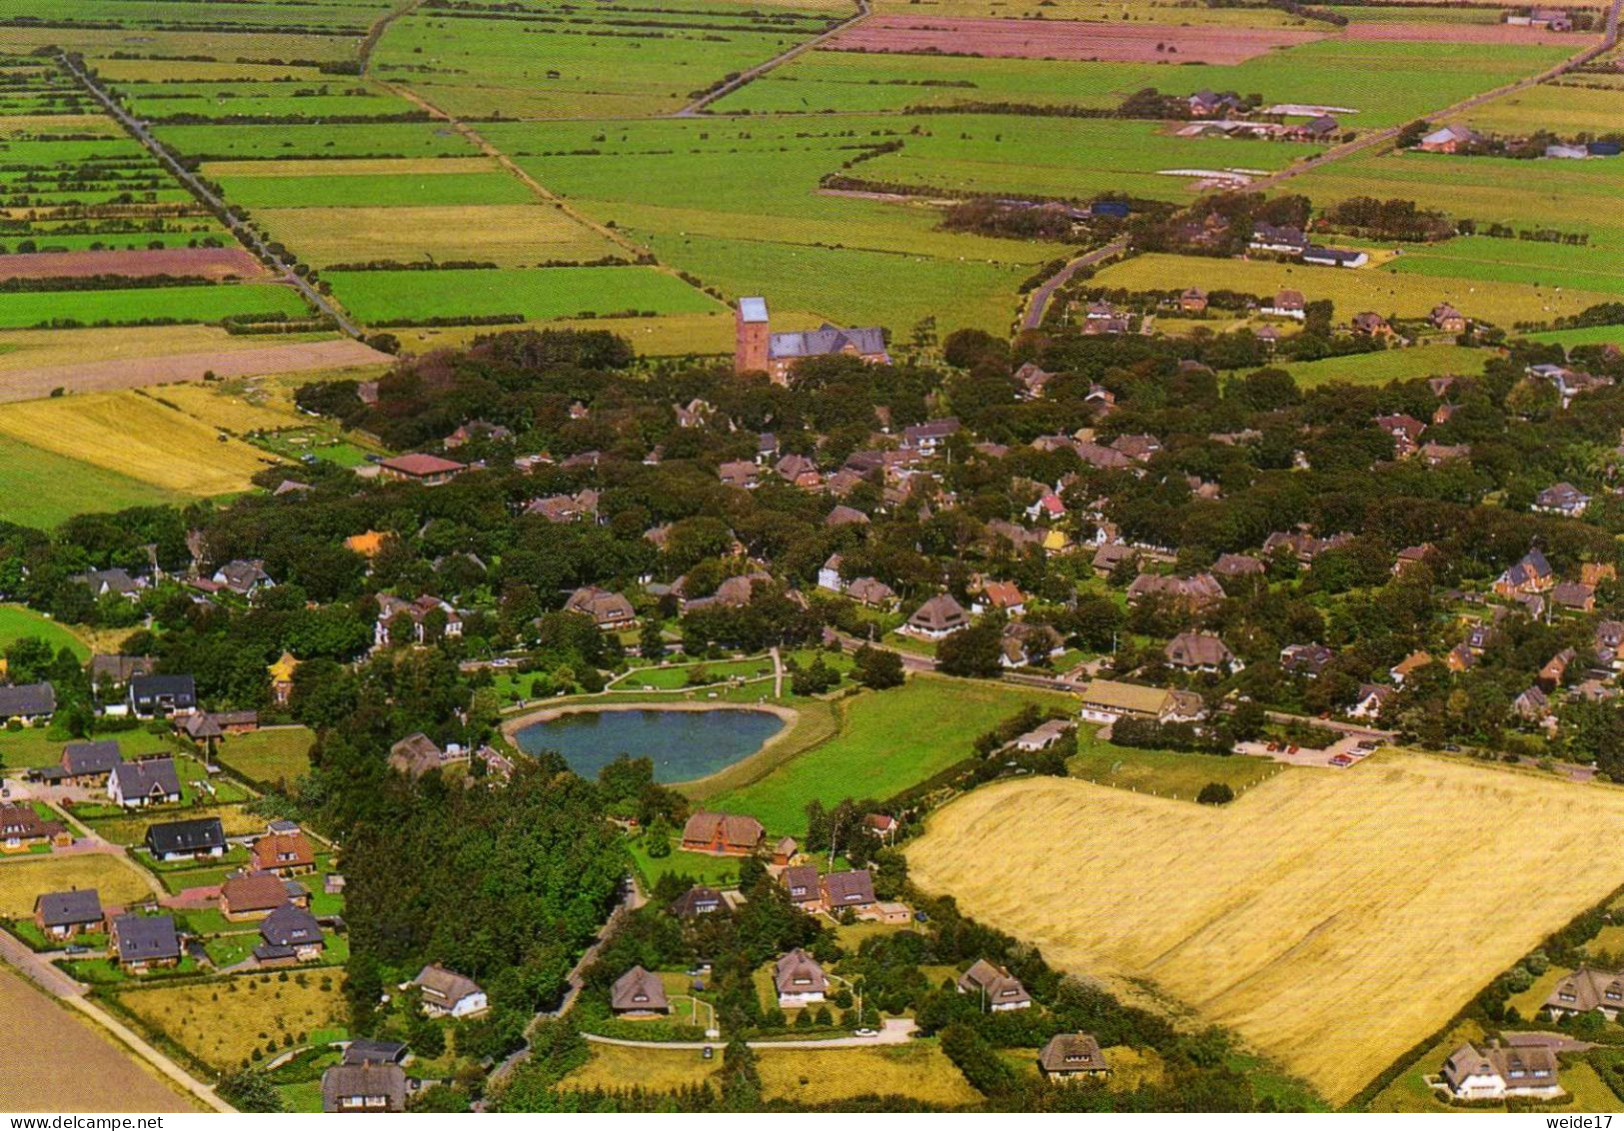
[215,171,534,210]
[114,971,347,1074]
[626,832,742,892]
[0,728,165,771]
[909,753,1624,1105]
[0,283,309,330]
[323,267,722,325]
[0,853,154,917]
[1272,343,1490,388]
[215,726,316,790]
[706,675,1075,834]
[1067,737,1288,802]
[0,605,88,660]
[83,803,263,848]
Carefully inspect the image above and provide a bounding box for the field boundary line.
[360,0,422,75]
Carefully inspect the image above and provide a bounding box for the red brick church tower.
[735,296,770,375]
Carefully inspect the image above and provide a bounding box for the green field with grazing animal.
[324,266,724,324]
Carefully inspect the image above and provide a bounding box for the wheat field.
[908,755,1624,1105]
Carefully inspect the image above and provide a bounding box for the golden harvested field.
[1093,252,1616,326]
[0,325,330,375]
[0,393,281,495]
[0,854,155,918]
[908,755,1624,1105]
[0,969,198,1112]
[116,973,346,1073]
[0,115,120,138]
[561,1041,981,1105]
[255,204,621,268]
[141,383,309,434]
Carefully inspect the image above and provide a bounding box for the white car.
[853,1028,879,1038]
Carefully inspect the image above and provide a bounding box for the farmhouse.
[34,889,102,939]
[1250,224,1309,257]
[610,966,670,1016]
[0,681,55,726]
[957,959,1032,1011]
[1164,633,1240,674]
[413,964,488,1019]
[110,913,180,972]
[681,811,765,856]
[1418,125,1483,154]
[145,817,225,862]
[321,1063,409,1113]
[564,586,636,629]
[774,948,827,1008]
[1078,679,1193,725]
[1263,289,1306,320]
[109,759,182,808]
[1038,1033,1111,1080]
[1439,1040,1562,1101]
[1302,246,1369,269]
[735,296,889,384]
[903,594,970,639]
[1545,966,1624,1020]
[1431,303,1467,333]
[377,453,467,486]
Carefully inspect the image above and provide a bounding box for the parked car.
[854,1028,879,1038]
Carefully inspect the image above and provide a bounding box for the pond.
[514,708,786,783]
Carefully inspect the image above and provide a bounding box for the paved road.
[1020,238,1130,331]
[56,54,364,339]
[583,1017,918,1050]
[675,0,872,117]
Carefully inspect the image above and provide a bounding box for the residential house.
[127,674,195,718]
[1349,683,1395,720]
[610,966,670,1015]
[1263,530,1354,568]
[212,559,274,598]
[973,579,1026,616]
[321,1063,408,1113]
[1445,642,1478,673]
[1002,622,1064,668]
[1431,303,1467,333]
[269,652,298,706]
[1126,572,1224,612]
[221,871,293,920]
[774,949,827,1008]
[1419,441,1471,467]
[781,865,821,911]
[1540,648,1576,690]
[1263,289,1306,319]
[1179,287,1208,313]
[1212,553,1266,582]
[388,733,450,779]
[1250,224,1309,257]
[1038,1033,1111,1080]
[1514,685,1552,723]
[0,682,55,726]
[74,568,144,600]
[374,594,462,648]
[1417,124,1482,153]
[109,759,183,808]
[680,811,764,856]
[1545,967,1624,1021]
[1014,361,1055,399]
[34,889,102,940]
[60,740,122,787]
[377,453,466,486]
[1534,483,1590,517]
[903,418,960,455]
[846,577,898,608]
[256,904,325,966]
[1092,542,1138,577]
[957,959,1032,1012]
[1389,651,1433,685]
[0,803,66,851]
[1394,544,1435,576]
[444,419,512,448]
[252,831,316,876]
[1164,633,1239,674]
[525,491,599,524]
[817,553,844,593]
[89,655,156,703]
[145,817,225,862]
[717,460,760,490]
[1439,1040,1562,1101]
[1280,643,1335,678]
[903,594,970,639]
[564,586,636,629]
[670,885,724,919]
[110,913,180,972]
[771,836,798,865]
[1352,312,1396,340]
[826,504,870,528]
[341,1039,408,1068]
[1077,680,1184,725]
[1553,581,1596,613]
[1494,549,1555,598]
[1109,433,1162,462]
[413,964,488,1019]
[821,869,876,913]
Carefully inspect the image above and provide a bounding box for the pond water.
[514,708,785,783]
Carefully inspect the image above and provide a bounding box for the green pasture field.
[0,605,88,661]
[1387,235,1624,297]
[116,81,420,123]
[1271,342,1489,387]
[0,284,309,330]
[214,171,532,210]
[0,231,230,255]
[323,266,723,324]
[252,204,620,269]
[371,6,839,119]
[1322,4,1504,21]
[0,435,180,529]
[718,39,1570,127]
[1526,324,1624,348]
[151,123,479,161]
[706,675,1076,834]
[1283,150,1624,252]
[1456,80,1624,134]
[1092,252,1619,326]
[2,0,379,30]
[1068,737,1288,802]
[215,726,316,789]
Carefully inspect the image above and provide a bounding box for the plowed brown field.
[0,247,265,281]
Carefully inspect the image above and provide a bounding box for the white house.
[774,948,826,1008]
[412,963,488,1019]
[1438,1040,1562,1102]
[817,553,844,594]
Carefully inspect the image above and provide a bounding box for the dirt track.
[825,17,1323,63]
[0,337,392,404]
[0,247,266,281]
